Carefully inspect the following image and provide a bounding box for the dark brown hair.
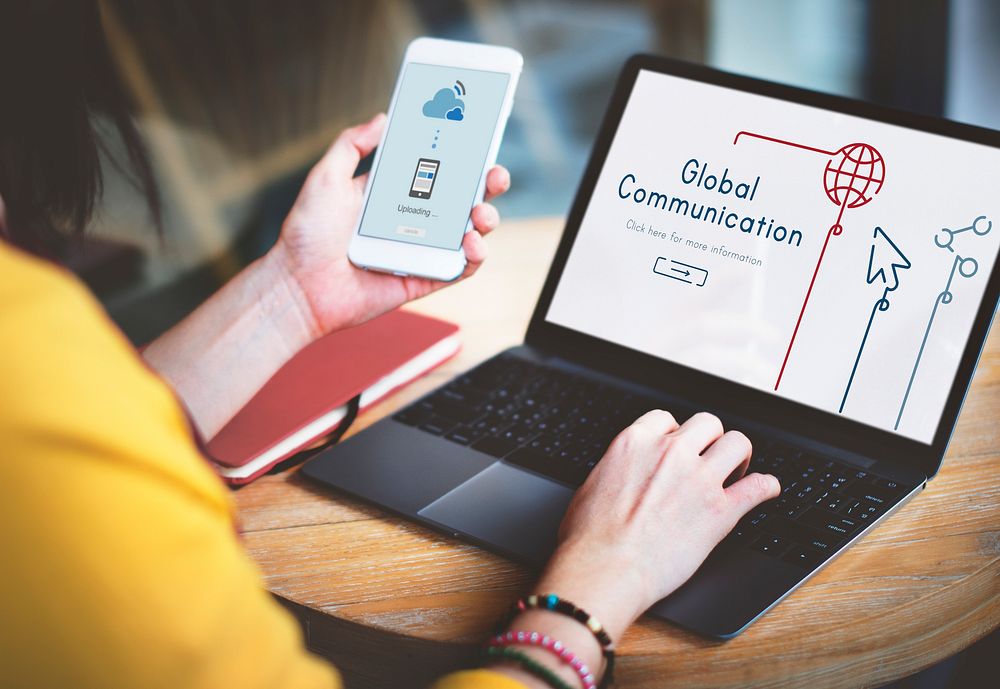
[0,1,160,256]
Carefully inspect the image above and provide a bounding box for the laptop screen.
[546,69,1000,444]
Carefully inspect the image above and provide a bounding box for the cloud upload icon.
[423,87,465,121]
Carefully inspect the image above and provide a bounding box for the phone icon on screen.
[409,158,440,199]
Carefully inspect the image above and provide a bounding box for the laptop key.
[819,494,846,512]
[797,507,860,537]
[506,447,580,485]
[782,546,823,568]
[760,516,842,551]
[751,535,789,557]
[425,399,481,423]
[394,407,432,426]
[874,478,903,494]
[444,427,482,446]
[845,484,889,506]
[471,436,519,458]
[781,501,808,519]
[724,524,752,546]
[439,387,487,408]
[418,416,456,436]
[499,423,536,445]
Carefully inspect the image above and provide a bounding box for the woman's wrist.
[143,242,323,438]
[260,239,325,345]
[534,541,649,643]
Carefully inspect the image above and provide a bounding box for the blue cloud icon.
[423,87,465,120]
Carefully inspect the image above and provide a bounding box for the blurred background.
[86,0,1000,346]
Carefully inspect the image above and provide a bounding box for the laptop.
[304,55,1000,638]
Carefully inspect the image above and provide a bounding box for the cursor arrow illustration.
[867,226,911,290]
[840,227,911,413]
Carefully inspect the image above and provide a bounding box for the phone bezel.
[348,37,522,281]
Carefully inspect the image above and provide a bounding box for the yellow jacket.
[0,242,522,689]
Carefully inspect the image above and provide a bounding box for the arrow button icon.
[653,257,709,287]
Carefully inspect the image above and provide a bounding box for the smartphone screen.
[358,62,511,249]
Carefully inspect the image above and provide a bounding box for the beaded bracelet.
[484,646,576,689]
[490,630,597,689]
[500,594,615,688]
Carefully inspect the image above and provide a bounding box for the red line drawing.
[733,131,886,390]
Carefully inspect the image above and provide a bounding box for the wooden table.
[235,217,1000,688]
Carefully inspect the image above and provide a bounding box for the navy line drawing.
[895,215,992,430]
[840,227,911,413]
[653,257,709,287]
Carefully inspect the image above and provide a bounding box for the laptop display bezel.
[525,54,1000,478]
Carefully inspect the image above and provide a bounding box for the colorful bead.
[499,594,615,689]
[488,630,598,689]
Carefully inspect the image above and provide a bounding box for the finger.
[701,430,752,484]
[484,165,511,200]
[461,229,488,269]
[320,112,386,181]
[725,472,781,515]
[470,202,500,236]
[630,408,679,435]
[674,411,724,454]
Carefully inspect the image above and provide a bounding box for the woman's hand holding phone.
[146,39,518,435]
[269,112,511,338]
[143,114,509,439]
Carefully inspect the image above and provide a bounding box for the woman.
[0,5,779,689]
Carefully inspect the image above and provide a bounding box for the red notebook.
[206,309,460,485]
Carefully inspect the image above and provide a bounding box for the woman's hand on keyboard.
[537,409,780,641]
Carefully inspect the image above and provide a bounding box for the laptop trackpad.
[418,462,574,567]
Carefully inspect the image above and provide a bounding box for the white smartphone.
[348,37,522,281]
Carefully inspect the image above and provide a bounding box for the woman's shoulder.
[0,239,229,511]
[0,239,142,406]
[0,239,87,306]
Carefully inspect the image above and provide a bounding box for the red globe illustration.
[823,143,885,209]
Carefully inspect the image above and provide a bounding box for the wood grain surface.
[235,217,1000,688]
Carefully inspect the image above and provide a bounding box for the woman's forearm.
[142,242,319,440]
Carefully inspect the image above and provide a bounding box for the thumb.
[725,472,780,515]
[319,113,386,180]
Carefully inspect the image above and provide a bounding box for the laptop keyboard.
[731,444,907,567]
[394,354,659,485]
[394,353,912,568]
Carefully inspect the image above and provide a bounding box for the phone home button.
[396,225,426,238]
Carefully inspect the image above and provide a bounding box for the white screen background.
[547,70,1000,443]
